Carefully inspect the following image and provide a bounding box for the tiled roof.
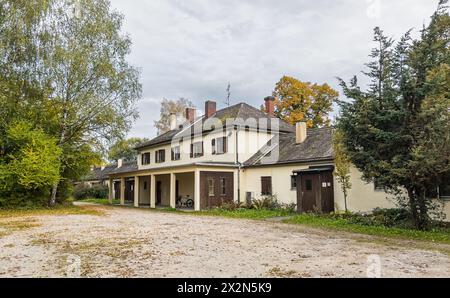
[244,127,334,167]
[109,161,139,175]
[82,164,118,181]
[135,102,294,150]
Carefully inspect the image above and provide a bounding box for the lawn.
[77,198,120,205]
[198,208,295,219]
[154,206,450,244]
[0,205,105,238]
[284,214,450,244]
[0,205,105,219]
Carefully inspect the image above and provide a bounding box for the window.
[155,149,165,163]
[190,142,204,158]
[305,179,313,191]
[171,146,181,161]
[220,178,226,196]
[141,152,150,165]
[212,137,228,155]
[208,178,215,196]
[261,177,272,196]
[291,175,297,190]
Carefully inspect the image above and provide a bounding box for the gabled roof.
[244,127,334,167]
[109,161,139,175]
[135,102,294,150]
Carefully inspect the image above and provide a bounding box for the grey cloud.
[109,0,439,138]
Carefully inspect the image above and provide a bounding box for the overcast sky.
[108,0,439,139]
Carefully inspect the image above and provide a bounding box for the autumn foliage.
[273,76,338,128]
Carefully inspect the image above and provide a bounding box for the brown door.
[156,181,162,205]
[125,180,134,203]
[200,172,234,209]
[300,174,318,212]
[297,170,335,213]
[114,182,120,200]
[320,172,335,213]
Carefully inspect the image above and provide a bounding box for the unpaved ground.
[0,205,449,278]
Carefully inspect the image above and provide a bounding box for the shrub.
[73,184,108,200]
[327,208,415,229]
[251,195,297,212]
[219,201,246,211]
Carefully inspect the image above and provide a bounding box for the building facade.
[106,98,450,219]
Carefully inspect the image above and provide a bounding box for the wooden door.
[125,180,134,203]
[320,172,335,213]
[156,181,162,205]
[114,182,120,200]
[300,174,318,212]
[200,172,234,209]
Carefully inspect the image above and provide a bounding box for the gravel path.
[0,205,449,278]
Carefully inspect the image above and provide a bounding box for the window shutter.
[261,177,272,195]
[155,151,158,163]
[190,144,194,158]
[162,150,165,162]
[212,139,216,155]
[223,137,228,154]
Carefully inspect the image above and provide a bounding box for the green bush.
[251,195,297,212]
[251,195,281,210]
[327,208,415,228]
[73,184,109,200]
[219,201,246,211]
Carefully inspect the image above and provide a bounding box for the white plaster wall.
[155,174,170,206]
[176,172,194,200]
[241,164,313,205]
[138,176,151,205]
[137,130,273,171]
[333,166,397,213]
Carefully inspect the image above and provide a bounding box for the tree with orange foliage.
[272,76,338,128]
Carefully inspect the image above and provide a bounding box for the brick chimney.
[264,96,275,116]
[205,100,217,118]
[186,107,197,123]
[296,122,308,144]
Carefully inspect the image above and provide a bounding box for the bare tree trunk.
[49,118,66,207]
[49,182,58,207]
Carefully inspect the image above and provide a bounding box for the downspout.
[235,125,241,204]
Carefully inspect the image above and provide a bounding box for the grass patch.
[0,218,42,238]
[198,208,295,220]
[285,214,450,244]
[0,204,105,219]
[267,266,298,278]
[77,198,120,205]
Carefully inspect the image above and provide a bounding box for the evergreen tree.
[337,1,449,230]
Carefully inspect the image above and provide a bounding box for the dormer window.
[190,142,204,158]
[155,149,166,163]
[141,153,151,165]
[212,137,228,155]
